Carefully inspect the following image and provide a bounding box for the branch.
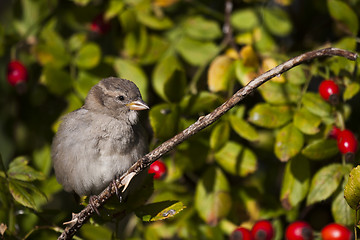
[57,47,357,240]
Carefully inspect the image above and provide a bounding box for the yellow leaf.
[225,48,240,60]
[240,45,259,68]
[207,55,234,92]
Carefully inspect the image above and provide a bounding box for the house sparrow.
[51,77,149,198]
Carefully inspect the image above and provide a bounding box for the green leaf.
[195,167,231,226]
[210,121,230,151]
[113,58,149,102]
[137,10,173,30]
[248,104,292,129]
[259,82,301,104]
[152,54,186,102]
[328,0,358,36]
[140,34,169,65]
[137,26,149,57]
[149,103,179,140]
[176,139,209,171]
[302,92,332,117]
[307,164,344,205]
[280,156,310,210]
[41,175,63,198]
[68,33,87,52]
[9,180,37,209]
[19,0,41,32]
[344,165,360,209]
[333,37,357,51]
[123,32,138,58]
[7,156,45,181]
[32,144,52,176]
[34,43,70,68]
[253,26,276,53]
[8,156,28,169]
[119,8,138,32]
[215,141,257,177]
[80,224,112,240]
[74,71,100,100]
[343,82,360,101]
[135,201,186,222]
[75,43,101,69]
[176,37,219,66]
[293,108,322,135]
[105,0,125,19]
[332,177,355,227]
[8,179,46,210]
[183,16,222,40]
[231,8,259,31]
[40,66,73,96]
[34,19,70,68]
[229,115,258,142]
[285,65,307,85]
[8,164,45,182]
[234,59,256,86]
[275,123,304,162]
[263,7,292,36]
[180,91,223,116]
[301,139,339,160]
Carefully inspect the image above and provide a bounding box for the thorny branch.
[57,47,358,240]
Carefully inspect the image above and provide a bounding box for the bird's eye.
[117,95,125,101]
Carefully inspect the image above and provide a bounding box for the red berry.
[148,160,167,179]
[285,221,313,240]
[337,130,357,154]
[321,223,352,240]
[7,60,28,86]
[319,80,339,104]
[230,227,254,240]
[251,220,274,240]
[90,14,110,35]
[329,126,341,140]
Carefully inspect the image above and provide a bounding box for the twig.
[57,47,358,240]
[223,0,239,52]
[189,0,237,94]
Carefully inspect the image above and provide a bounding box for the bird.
[51,77,149,203]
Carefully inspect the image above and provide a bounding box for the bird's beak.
[127,100,150,111]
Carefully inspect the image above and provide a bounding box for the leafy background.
[0,0,360,239]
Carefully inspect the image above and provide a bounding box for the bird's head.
[84,77,149,124]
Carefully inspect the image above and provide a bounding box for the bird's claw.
[111,178,123,203]
[89,195,101,216]
[63,213,78,227]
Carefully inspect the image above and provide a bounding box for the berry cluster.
[230,221,352,240]
[285,221,351,240]
[230,220,274,240]
[318,79,358,159]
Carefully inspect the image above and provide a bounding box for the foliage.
[0,0,360,239]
